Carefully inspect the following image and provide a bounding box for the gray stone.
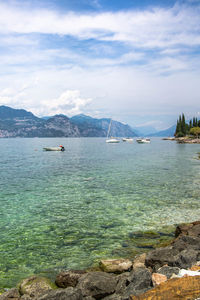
[173,235,200,251]
[145,246,179,270]
[55,270,86,288]
[175,249,199,269]
[38,287,83,300]
[76,271,117,299]
[115,273,130,295]
[157,266,180,279]
[122,267,152,298]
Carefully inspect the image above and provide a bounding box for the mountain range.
[0,105,176,138]
[0,106,137,138]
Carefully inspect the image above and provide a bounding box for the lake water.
[0,137,200,287]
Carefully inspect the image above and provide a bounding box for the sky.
[0,0,200,130]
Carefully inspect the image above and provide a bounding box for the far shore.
[163,136,200,144]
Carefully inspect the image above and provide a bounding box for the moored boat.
[43,145,65,151]
[106,119,120,143]
[136,138,150,144]
[122,137,134,142]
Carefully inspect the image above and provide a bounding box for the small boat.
[43,145,65,151]
[122,137,133,142]
[106,119,120,143]
[136,138,150,144]
[106,137,120,143]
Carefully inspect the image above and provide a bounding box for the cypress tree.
[181,113,186,135]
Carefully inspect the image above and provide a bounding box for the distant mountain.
[149,125,176,137]
[0,106,137,138]
[132,125,157,136]
[71,114,137,137]
[0,105,37,120]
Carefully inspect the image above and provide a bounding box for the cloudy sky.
[0,0,200,129]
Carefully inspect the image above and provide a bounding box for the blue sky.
[0,0,200,129]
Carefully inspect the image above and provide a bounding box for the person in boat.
[59,145,65,151]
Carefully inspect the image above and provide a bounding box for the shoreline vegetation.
[1,221,200,299]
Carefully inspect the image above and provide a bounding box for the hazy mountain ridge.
[0,106,137,138]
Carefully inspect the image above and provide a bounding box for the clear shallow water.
[0,137,200,287]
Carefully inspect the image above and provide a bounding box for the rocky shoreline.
[1,221,200,299]
[163,137,200,144]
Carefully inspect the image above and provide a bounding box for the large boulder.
[122,267,152,298]
[76,271,117,299]
[0,288,20,300]
[172,235,200,251]
[175,249,199,269]
[145,246,179,270]
[99,259,132,273]
[55,270,86,288]
[37,287,83,300]
[131,275,200,300]
[19,276,57,298]
[175,221,200,238]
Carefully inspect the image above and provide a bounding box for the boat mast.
[107,119,112,138]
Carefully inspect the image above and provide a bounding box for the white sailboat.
[106,119,120,143]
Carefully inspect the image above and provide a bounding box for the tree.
[189,119,192,130]
[181,113,186,135]
[190,127,200,138]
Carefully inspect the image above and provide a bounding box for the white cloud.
[0,2,199,50]
[41,90,92,116]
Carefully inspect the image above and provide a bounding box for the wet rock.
[19,276,57,298]
[131,275,200,300]
[0,288,20,300]
[122,267,152,298]
[157,265,180,279]
[152,273,167,286]
[55,270,86,288]
[188,224,200,237]
[175,221,200,238]
[145,246,179,270]
[76,271,117,299]
[99,259,132,273]
[175,249,199,269]
[175,223,193,237]
[172,235,200,251]
[132,253,146,270]
[37,287,83,300]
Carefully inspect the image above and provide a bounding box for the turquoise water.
[0,137,200,287]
